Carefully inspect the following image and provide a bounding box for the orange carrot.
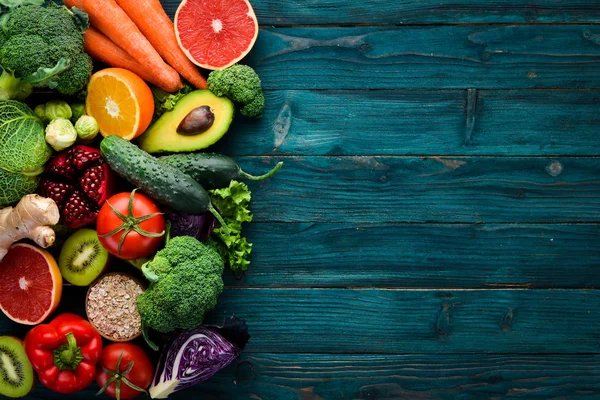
[114,0,207,89]
[79,0,182,92]
[83,28,179,92]
[62,0,84,8]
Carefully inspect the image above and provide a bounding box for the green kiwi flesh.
[59,229,109,286]
[0,337,34,398]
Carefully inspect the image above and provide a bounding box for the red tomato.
[96,343,154,400]
[97,191,165,260]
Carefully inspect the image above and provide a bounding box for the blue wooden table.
[5,0,600,399]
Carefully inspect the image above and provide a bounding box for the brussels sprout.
[71,103,86,123]
[45,100,72,121]
[34,104,47,122]
[74,115,99,141]
[45,118,77,151]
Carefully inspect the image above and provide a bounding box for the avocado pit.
[177,106,215,136]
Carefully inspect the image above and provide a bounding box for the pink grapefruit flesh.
[0,243,62,325]
[175,0,259,70]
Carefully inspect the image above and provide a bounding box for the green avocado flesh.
[139,90,234,154]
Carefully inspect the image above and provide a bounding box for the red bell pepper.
[24,313,103,394]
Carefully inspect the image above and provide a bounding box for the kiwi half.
[59,229,110,286]
[0,337,34,398]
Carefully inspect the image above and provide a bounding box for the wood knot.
[436,304,452,338]
[546,160,563,177]
[502,308,514,332]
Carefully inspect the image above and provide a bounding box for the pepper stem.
[53,332,83,371]
[60,332,77,364]
[239,161,283,181]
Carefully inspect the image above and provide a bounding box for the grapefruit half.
[175,0,259,70]
[0,244,62,325]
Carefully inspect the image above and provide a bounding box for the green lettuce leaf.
[209,180,253,272]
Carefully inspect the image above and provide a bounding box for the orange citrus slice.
[86,68,154,140]
[0,243,62,325]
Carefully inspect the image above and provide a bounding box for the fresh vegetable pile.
[0,0,274,398]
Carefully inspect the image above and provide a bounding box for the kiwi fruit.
[0,337,34,398]
[59,229,110,286]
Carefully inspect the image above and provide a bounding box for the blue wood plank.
[238,156,600,223]
[224,223,600,288]
[26,353,600,399]
[3,288,600,354]
[158,0,600,24]
[245,26,600,89]
[216,89,600,156]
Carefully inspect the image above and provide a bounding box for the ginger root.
[0,194,60,262]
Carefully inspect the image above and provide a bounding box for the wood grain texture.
[239,156,600,223]
[223,223,600,288]
[4,288,600,354]
[159,0,600,24]
[217,89,600,156]
[243,26,600,89]
[27,353,600,399]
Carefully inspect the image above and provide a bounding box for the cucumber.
[158,153,282,189]
[100,136,211,214]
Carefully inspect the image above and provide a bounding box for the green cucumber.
[100,136,222,222]
[158,153,282,189]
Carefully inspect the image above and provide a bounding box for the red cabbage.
[149,315,250,398]
[166,210,216,241]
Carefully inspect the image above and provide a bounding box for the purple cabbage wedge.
[166,210,217,242]
[149,315,250,398]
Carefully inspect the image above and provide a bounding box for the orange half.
[86,68,154,140]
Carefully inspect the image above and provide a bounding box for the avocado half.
[139,90,234,153]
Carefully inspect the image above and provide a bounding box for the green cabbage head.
[0,100,52,207]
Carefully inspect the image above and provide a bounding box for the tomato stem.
[96,351,148,400]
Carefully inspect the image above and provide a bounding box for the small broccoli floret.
[207,64,265,118]
[54,52,92,95]
[137,236,225,333]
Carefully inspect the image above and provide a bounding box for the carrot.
[82,28,176,92]
[62,0,84,7]
[79,0,182,92]
[114,0,207,89]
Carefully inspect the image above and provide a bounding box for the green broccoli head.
[207,64,265,118]
[54,52,92,95]
[137,236,225,333]
[2,4,83,40]
[0,34,50,77]
[0,3,89,100]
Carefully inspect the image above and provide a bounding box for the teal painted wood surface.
[3,288,600,354]
[7,0,600,399]
[161,0,600,24]
[218,89,600,156]
[26,354,600,399]
[224,223,600,288]
[238,156,600,223]
[247,26,600,89]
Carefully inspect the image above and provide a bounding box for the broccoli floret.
[207,64,265,118]
[54,52,92,95]
[137,236,225,333]
[0,35,50,77]
[3,4,82,40]
[0,2,90,100]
